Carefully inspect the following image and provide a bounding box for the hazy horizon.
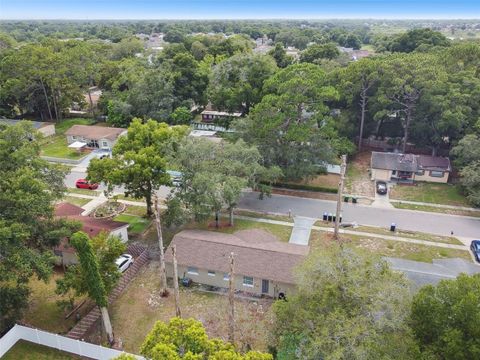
[1,0,479,20]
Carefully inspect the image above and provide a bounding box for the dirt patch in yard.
[271,188,337,201]
[345,151,375,197]
[100,261,274,354]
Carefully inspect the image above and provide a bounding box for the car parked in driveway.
[376,181,388,195]
[75,179,99,190]
[470,240,480,262]
[116,254,134,272]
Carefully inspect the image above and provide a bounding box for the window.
[187,267,198,275]
[208,270,216,277]
[415,170,425,176]
[243,276,254,287]
[72,135,78,140]
[391,170,397,175]
[102,141,109,148]
[223,273,230,281]
[430,171,444,178]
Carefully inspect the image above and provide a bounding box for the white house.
[65,125,126,151]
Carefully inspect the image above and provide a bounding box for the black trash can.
[323,212,328,221]
[390,223,396,232]
[352,197,357,204]
[344,196,349,202]
[328,213,333,222]
[332,215,336,222]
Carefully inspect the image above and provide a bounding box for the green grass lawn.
[114,214,151,235]
[66,187,100,196]
[124,205,148,217]
[62,196,90,207]
[392,202,480,217]
[22,272,90,334]
[310,231,472,263]
[2,340,80,360]
[390,182,469,207]
[41,136,86,160]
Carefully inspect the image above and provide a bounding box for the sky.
[0,0,479,20]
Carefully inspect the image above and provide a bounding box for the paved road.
[238,191,480,239]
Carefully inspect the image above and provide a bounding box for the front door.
[261,279,269,294]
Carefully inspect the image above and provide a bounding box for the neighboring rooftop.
[417,155,451,171]
[371,152,418,172]
[165,229,309,284]
[65,125,126,140]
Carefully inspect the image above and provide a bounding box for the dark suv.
[470,240,480,262]
[376,181,388,195]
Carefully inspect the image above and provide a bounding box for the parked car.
[75,179,99,190]
[470,240,480,262]
[376,181,388,195]
[116,254,134,273]
[99,154,110,160]
[167,170,183,187]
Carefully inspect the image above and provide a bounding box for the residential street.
[65,169,480,239]
[238,191,480,239]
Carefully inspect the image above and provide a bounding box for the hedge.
[263,181,338,194]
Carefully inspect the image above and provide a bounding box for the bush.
[266,181,338,193]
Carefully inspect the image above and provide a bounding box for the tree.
[375,53,445,153]
[236,63,340,180]
[300,43,339,63]
[339,57,379,151]
[451,135,480,206]
[165,138,281,227]
[271,245,419,359]
[170,106,193,125]
[410,273,480,359]
[267,43,293,68]
[208,53,278,114]
[68,232,115,343]
[387,28,450,53]
[56,231,126,307]
[0,122,78,333]
[126,317,272,359]
[87,119,189,216]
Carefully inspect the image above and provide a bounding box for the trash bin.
[328,213,333,222]
[344,196,349,202]
[390,223,396,232]
[323,212,328,221]
[352,197,357,204]
[339,215,342,223]
[332,215,336,222]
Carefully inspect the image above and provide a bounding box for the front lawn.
[392,202,480,217]
[390,182,469,207]
[310,231,472,263]
[62,196,90,207]
[114,214,151,235]
[107,261,273,353]
[2,340,80,360]
[66,187,100,196]
[41,136,86,160]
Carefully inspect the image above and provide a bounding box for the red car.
[75,179,99,190]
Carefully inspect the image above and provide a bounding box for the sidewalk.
[235,215,468,250]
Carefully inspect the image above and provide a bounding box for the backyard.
[102,261,274,354]
[390,182,470,207]
[2,340,80,360]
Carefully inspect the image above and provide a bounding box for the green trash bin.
[352,197,357,204]
[344,196,349,202]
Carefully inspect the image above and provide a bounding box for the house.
[370,152,451,183]
[65,125,127,150]
[164,229,309,298]
[54,202,129,266]
[200,109,242,123]
[0,118,56,137]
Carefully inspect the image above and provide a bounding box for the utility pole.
[228,252,235,344]
[172,245,181,318]
[334,155,347,240]
[153,195,168,296]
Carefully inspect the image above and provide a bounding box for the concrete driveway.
[289,216,316,245]
[71,149,111,172]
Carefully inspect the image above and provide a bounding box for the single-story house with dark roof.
[164,229,309,298]
[0,118,56,137]
[54,202,129,265]
[65,125,126,150]
[370,152,451,183]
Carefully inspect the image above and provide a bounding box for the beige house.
[65,125,126,150]
[0,119,55,137]
[165,229,309,298]
[370,152,451,184]
[54,203,129,266]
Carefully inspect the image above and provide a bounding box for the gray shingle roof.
[371,152,418,172]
